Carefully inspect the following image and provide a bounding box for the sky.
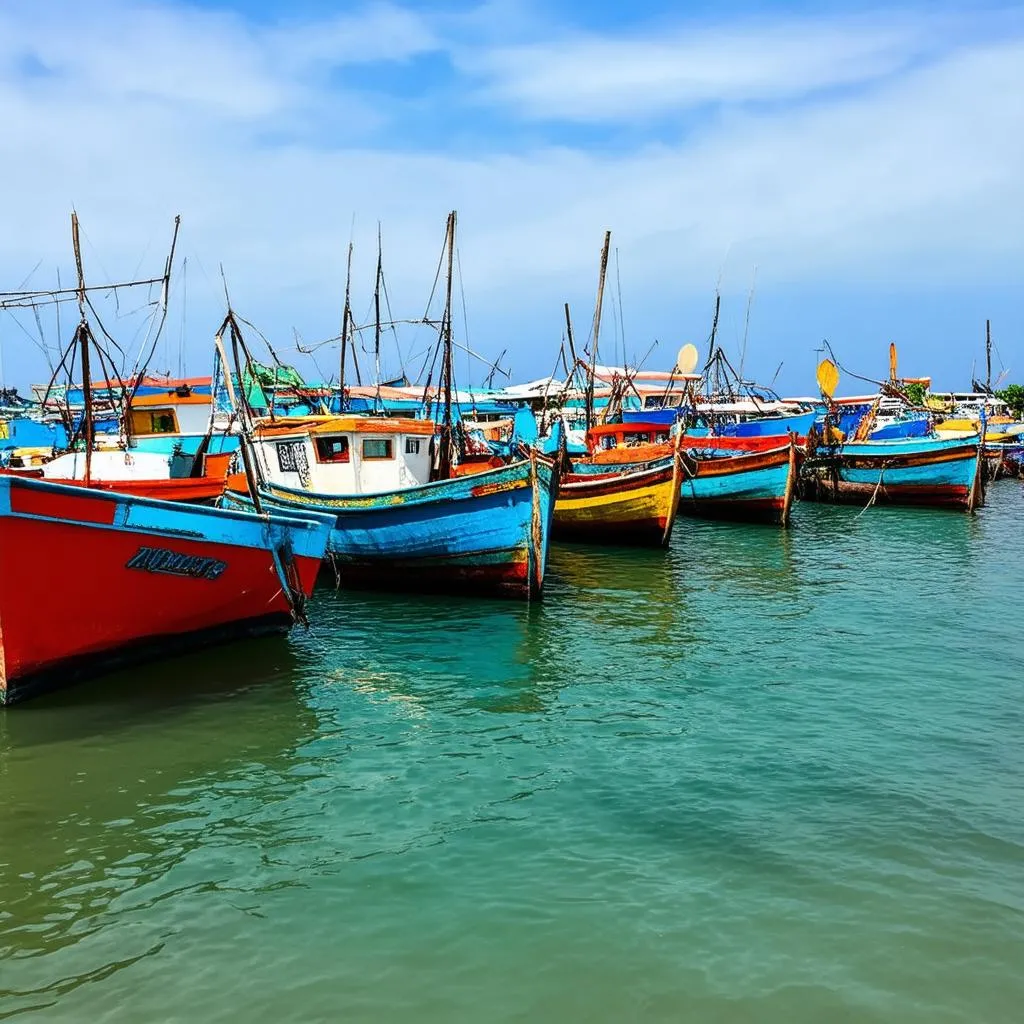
[1,0,1022,395]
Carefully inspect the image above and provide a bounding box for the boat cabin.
[252,416,435,495]
[586,423,671,456]
[128,391,213,437]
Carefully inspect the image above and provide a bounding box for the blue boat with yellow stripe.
[222,415,560,599]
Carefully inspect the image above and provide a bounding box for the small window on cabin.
[624,432,648,446]
[315,436,350,463]
[655,432,669,444]
[153,412,176,434]
[405,438,422,455]
[362,438,393,460]
[277,442,299,472]
[599,435,616,450]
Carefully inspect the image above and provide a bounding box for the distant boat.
[38,447,234,503]
[679,443,798,525]
[0,475,332,705]
[554,455,682,546]
[222,416,559,599]
[801,435,983,511]
[565,423,797,526]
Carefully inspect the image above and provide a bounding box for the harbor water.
[2,485,1022,1022]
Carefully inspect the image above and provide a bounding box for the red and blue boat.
[800,435,983,510]
[679,442,798,525]
[0,475,332,705]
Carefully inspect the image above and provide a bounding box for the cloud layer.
[1,1,1021,389]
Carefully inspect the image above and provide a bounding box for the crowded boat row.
[0,214,1018,705]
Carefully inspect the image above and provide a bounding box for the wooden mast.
[374,224,383,409]
[437,211,457,480]
[71,212,92,486]
[586,230,611,431]
[339,241,353,412]
[986,319,992,392]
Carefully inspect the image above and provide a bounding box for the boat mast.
[374,224,383,411]
[437,210,457,479]
[71,212,92,485]
[586,231,611,431]
[339,241,353,412]
[986,319,992,393]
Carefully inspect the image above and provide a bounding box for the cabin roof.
[588,422,666,437]
[253,415,435,437]
[132,393,211,407]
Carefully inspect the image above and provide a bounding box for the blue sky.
[1,0,1022,394]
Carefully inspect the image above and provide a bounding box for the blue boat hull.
[802,436,982,510]
[680,445,796,524]
[222,457,559,599]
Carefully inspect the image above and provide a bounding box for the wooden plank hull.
[554,457,681,546]
[680,444,796,525]
[0,477,331,706]
[801,437,982,510]
[223,456,558,600]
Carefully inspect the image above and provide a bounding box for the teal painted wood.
[222,457,559,598]
[682,456,791,503]
[804,435,982,508]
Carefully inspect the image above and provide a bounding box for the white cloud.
[0,1,1020,388]
[459,10,960,120]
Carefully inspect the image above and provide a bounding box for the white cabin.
[250,416,435,495]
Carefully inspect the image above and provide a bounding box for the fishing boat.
[562,422,797,526]
[0,474,332,705]
[679,442,798,525]
[801,435,983,510]
[38,446,233,503]
[554,453,682,545]
[222,414,559,598]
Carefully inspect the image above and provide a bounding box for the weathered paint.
[223,456,559,600]
[802,436,982,510]
[555,456,682,545]
[0,476,332,705]
[680,444,796,525]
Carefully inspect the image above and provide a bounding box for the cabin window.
[655,431,669,444]
[315,436,350,463]
[362,438,393,460]
[624,432,649,446]
[405,438,422,455]
[598,435,617,450]
[129,409,179,435]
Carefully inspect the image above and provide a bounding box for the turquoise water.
[2,485,1023,1022]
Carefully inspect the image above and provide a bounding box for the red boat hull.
[45,474,228,503]
[0,482,322,705]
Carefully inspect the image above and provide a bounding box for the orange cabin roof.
[253,415,435,438]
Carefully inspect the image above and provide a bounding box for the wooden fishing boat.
[801,435,983,510]
[0,475,332,705]
[224,454,558,598]
[39,448,233,503]
[221,415,559,598]
[554,454,682,545]
[679,443,797,525]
